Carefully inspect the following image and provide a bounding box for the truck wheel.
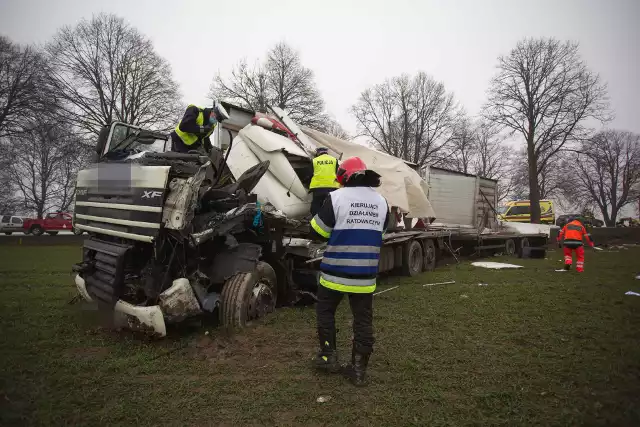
[46,231,59,236]
[517,237,530,258]
[402,240,423,276]
[505,239,516,256]
[220,261,278,328]
[72,227,83,235]
[30,226,43,236]
[423,239,437,271]
[4,232,11,235]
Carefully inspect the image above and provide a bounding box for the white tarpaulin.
[302,127,436,219]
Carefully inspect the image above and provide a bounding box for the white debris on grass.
[593,246,604,251]
[636,275,640,280]
[460,294,469,299]
[316,396,332,403]
[624,291,640,297]
[554,269,567,272]
[478,283,489,286]
[423,280,455,287]
[373,286,399,296]
[471,261,523,269]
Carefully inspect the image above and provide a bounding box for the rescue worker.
[170,102,229,153]
[309,147,340,216]
[310,157,389,387]
[557,216,595,272]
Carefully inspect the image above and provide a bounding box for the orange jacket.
[558,220,593,247]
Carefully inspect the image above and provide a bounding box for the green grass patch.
[1,245,639,426]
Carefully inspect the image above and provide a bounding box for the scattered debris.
[554,269,567,272]
[471,262,523,269]
[374,286,399,296]
[460,294,469,299]
[593,247,603,251]
[423,280,455,287]
[316,396,332,403]
[205,331,210,336]
[636,275,640,280]
[478,283,489,286]
[625,291,640,297]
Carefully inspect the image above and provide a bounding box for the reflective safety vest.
[312,187,387,293]
[174,105,215,146]
[560,220,588,248]
[310,154,339,189]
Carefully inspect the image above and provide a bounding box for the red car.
[23,212,83,236]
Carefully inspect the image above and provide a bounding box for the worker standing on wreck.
[557,217,595,272]
[309,147,340,216]
[310,157,389,387]
[170,102,229,153]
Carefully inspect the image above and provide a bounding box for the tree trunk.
[526,139,541,224]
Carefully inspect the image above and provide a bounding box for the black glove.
[201,125,213,135]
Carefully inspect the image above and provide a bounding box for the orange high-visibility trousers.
[563,246,585,272]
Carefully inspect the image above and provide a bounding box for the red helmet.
[336,156,368,185]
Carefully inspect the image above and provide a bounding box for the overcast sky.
[1,0,638,137]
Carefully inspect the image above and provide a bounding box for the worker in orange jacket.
[557,217,594,272]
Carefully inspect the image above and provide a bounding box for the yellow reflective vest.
[174,105,215,146]
[310,154,339,189]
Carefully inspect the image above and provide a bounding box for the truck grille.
[74,164,170,242]
[82,238,132,306]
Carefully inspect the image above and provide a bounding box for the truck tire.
[517,237,530,258]
[46,231,59,236]
[4,232,11,235]
[72,227,83,235]
[220,261,278,328]
[30,226,43,236]
[423,239,437,271]
[505,239,516,256]
[402,240,423,276]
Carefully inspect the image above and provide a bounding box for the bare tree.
[323,119,351,140]
[563,130,640,226]
[484,37,609,223]
[211,42,328,129]
[352,72,461,169]
[45,14,181,136]
[447,116,477,174]
[8,122,88,218]
[511,150,566,201]
[472,121,515,202]
[0,36,48,138]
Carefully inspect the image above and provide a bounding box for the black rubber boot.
[341,348,370,387]
[564,264,571,271]
[314,330,339,373]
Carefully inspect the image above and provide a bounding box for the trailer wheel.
[505,239,516,256]
[72,227,83,235]
[4,232,11,235]
[30,225,43,236]
[517,237,530,258]
[220,261,278,328]
[423,239,437,271]
[402,241,423,276]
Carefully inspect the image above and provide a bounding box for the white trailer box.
[423,166,498,230]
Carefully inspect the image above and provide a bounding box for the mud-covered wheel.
[402,240,423,276]
[220,261,278,328]
[423,239,437,271]
[30,226,43,236]
[505,239,516,256]
[72,227,83,235]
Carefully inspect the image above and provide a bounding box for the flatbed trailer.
[280,222,549,298]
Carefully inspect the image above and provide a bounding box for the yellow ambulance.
[498,200,555,224]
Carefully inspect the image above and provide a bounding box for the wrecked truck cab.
[71,121,292,337]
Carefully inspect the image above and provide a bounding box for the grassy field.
[1,245,639,426]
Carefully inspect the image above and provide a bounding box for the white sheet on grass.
[471,261,523,269]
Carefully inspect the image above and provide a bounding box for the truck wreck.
[72,119,317,336]
[71,104,549,337]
